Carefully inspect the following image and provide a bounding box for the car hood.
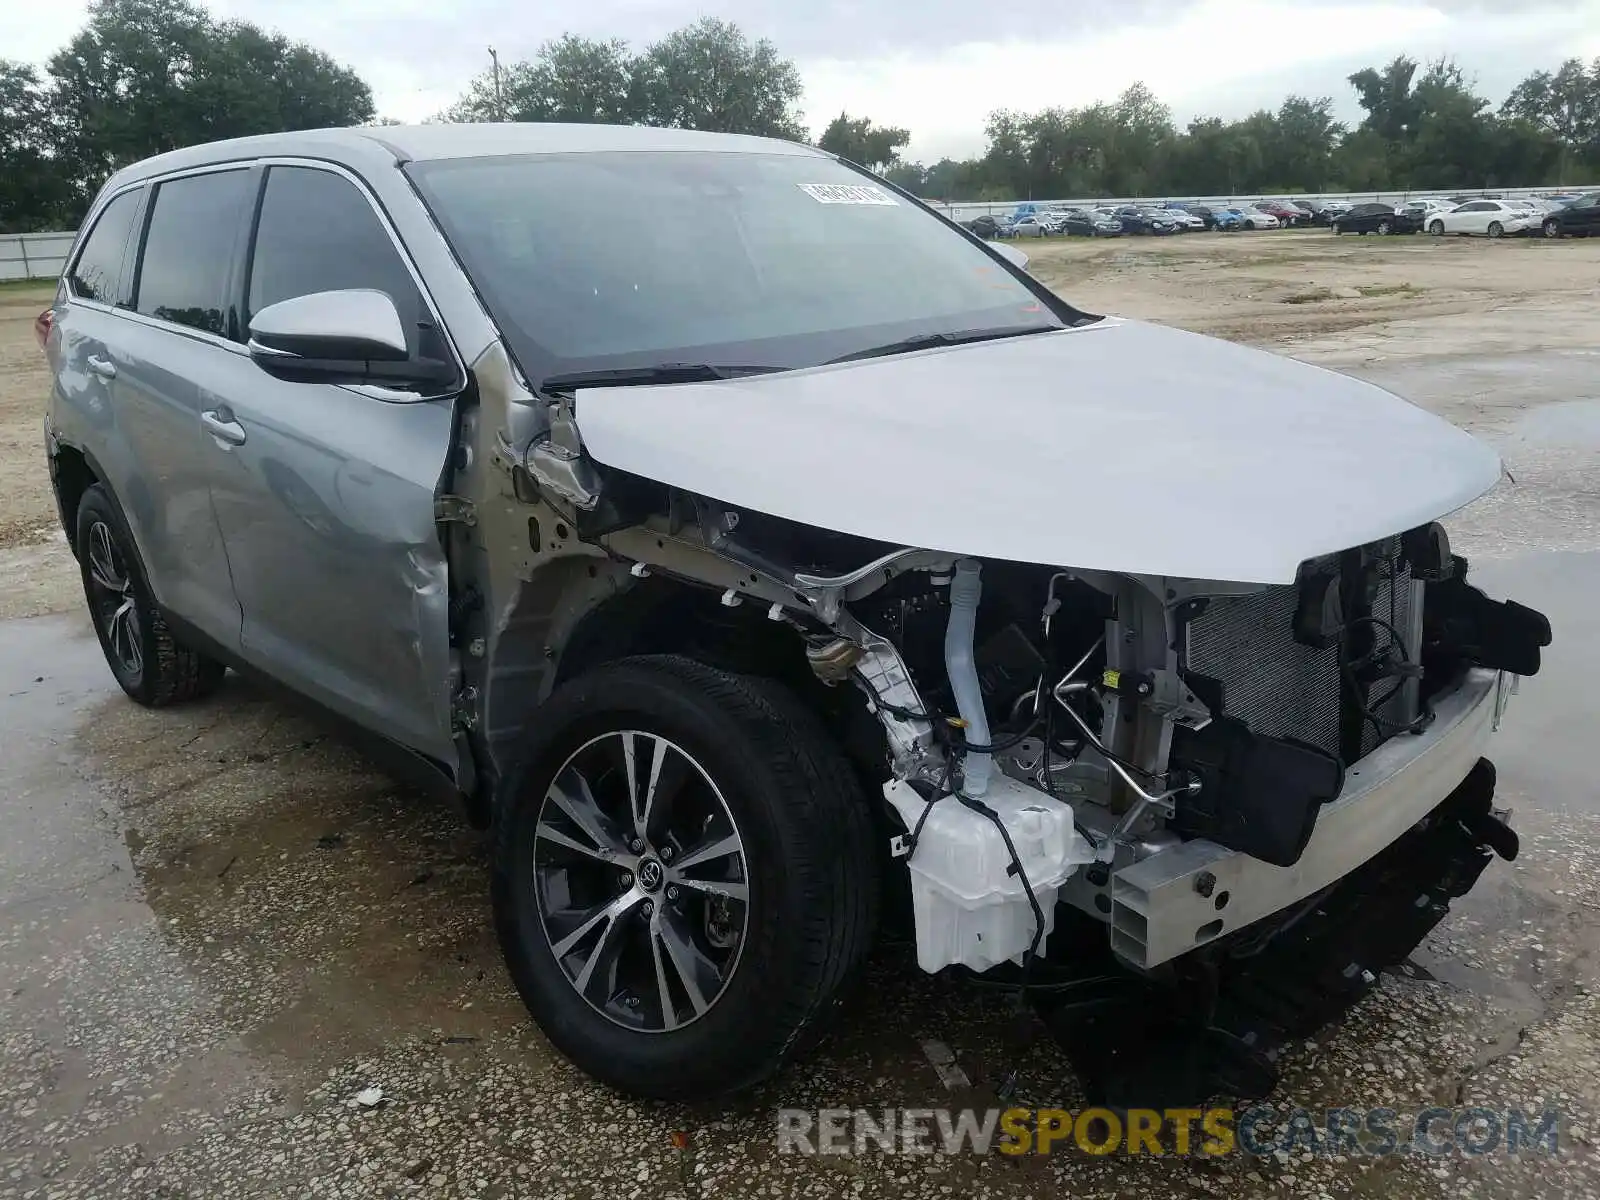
[574,318,1501,584]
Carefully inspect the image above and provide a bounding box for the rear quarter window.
[70,190,143,307]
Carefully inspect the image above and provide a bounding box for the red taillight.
[33,307,53,351]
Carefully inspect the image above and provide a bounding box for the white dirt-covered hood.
[574,318,1502,584]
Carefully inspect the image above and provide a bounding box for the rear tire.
[1377,220,1392,235]
[1487,221,1503,238]
[75,484,226,706]
[1544,218,1561,239]
[492,656,879,1100]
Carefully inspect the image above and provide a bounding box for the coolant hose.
[945,558,992,796]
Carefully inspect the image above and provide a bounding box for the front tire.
[493,656,878,1100]
[75,484,226,706]
[1544,218,1561,239]
[1377,220,1393,235]
[1429,219,1445,236]
[1487,221,1503,238]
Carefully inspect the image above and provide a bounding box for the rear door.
[201,162,461,761]
[51,187,145,525]
[87,169,251,646]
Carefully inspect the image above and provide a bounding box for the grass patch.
[1282,287,1336,305]
[1355,282,1420,298]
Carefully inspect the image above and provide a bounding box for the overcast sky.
[6,0,1599,160]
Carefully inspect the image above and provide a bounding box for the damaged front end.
[450,338,1549,1101]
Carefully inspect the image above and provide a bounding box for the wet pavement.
[3,349,1600,1198]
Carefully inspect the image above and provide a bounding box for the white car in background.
[1236,206,1280,230]
[1401,198,1456,222]
[1427,199,1537,238]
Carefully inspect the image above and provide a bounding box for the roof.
[105,123,825,188]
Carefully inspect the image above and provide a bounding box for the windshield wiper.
[825,324,1059,365]
[540,362,784,393]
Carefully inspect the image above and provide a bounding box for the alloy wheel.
[531,730,749,1032]
[86,519,142,678]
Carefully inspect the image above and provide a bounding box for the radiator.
[1183,543,1423,764]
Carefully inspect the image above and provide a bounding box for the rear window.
[136,170,252,337]
[70,190,142,307]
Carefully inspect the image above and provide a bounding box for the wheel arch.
[48,440,104,558]
[481,570,885,820]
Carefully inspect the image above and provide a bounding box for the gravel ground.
[2,230,1599,1198]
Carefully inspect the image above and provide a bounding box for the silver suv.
[42,125,1549,1104]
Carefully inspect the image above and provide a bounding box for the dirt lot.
[4,230,1600,1198]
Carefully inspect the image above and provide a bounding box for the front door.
[201,163,460,762]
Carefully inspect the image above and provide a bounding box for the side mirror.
[247,289,453,389]
[991,241,1030,271]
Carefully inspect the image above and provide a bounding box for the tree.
[1348,56,1423,142]
[0,61,74,231]
[630,18,805,138]
[1502,58,1600,179]
[817,112,909,171]
[440,35,633,124]
[45,0,372,212]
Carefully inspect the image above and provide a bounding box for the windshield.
[407,151,1073,386]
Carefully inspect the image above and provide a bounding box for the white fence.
[0,231,75,282]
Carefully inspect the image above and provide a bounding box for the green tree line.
[882,57,1600,201]
[3,0,1598,232]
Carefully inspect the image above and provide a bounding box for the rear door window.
[246,166,432,359]
[70,189,142,307]
[136,170,253,336]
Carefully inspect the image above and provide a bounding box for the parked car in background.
[1400,199,1456,223]
[1289,200,1334,225]
[1426,199,1535,239]
[1009,214,1055,238]
[1256,200,1307,227]
[1235,206,1281,230]
[1059,208,1124,237]
[1331,203,1420,235]
[1539,192,1600,237]
[1166,208,1207,231]
[1185,205,1223,229]
[1114,206,1181,235]
[962,214,1004,239]
[1211,208,1248,231]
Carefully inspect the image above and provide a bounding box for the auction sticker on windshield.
[799,183,898,205]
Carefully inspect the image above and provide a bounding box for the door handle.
[201,409,247,447]
[86,354,117,380]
